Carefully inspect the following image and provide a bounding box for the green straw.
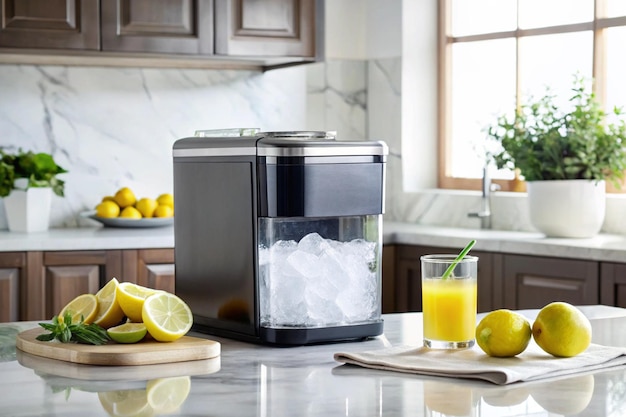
[441,239,476,280]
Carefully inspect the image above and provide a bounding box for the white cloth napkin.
[334,341,626,385]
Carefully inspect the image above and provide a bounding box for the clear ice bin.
[258,215,382,329]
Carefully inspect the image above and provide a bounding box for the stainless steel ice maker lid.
[257,131,388,160]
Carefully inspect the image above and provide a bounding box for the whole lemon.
[476,309,531,357]
[135,197,158,218]
[96,200,121,218]
[154,204,174,218]
[532,302,591,357]
[114,187,137,208]
[101,195,116,203]
[120,206,142,219]
[156,193,174,210]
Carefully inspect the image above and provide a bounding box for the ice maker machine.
[173,131,388,344]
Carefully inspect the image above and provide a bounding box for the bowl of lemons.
[82,187,174,228]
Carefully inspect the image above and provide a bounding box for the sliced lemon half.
[142,292,193,342]
[116,282,161,322]
[59,293,98,324]
[93,277,125,329]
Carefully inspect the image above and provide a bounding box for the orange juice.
[422,277,477,344]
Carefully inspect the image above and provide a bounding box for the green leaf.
[0,148,67,197]
[485,73,626,187]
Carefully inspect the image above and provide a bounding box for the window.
[439,0,626,191]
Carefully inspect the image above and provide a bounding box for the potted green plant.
[486,75,626,238]
[0,148,67,232]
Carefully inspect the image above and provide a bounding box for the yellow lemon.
[59,293,99,324]
[532,302,592,357]
[154,204,174,218]
[135,197,158,218]
[120,206,142,219]
[114,187,137,208]
[107,322,148,344]
[116,282,161,322]
[93,278,126,329]
[96,201,121,218]
[102,195,116,203]
[156,193,174,210]
[146,376,191,413]
[142,292,193,342]
[476,309,531,357]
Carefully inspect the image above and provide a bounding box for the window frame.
[438,0,626,192]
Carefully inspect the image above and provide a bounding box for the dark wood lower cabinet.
[0,248,174,322]
[0,252,24,322]
[600,263,626,308]
[500,254,599,310]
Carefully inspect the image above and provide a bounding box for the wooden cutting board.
[16,328,221,366]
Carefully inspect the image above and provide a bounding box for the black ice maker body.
[173,131,387,344]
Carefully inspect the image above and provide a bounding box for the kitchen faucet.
[468,166,500,229]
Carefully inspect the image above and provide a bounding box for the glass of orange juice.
[421,254,478,349]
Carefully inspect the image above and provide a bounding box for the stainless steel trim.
[173,147,257,157]
[257,144,387,157]
[261,131,336,140]
[261,155,386,164]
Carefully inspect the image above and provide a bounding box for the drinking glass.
[421,254,478,349]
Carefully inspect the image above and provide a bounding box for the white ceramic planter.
[526,180,605,238]
[3,179,53,232]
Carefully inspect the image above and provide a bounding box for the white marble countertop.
[0,225,174,251]
[1,306,626,416]
[384,222,626,263]
[4,222,626,264]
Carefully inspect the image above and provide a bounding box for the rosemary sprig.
[36,311,110,345]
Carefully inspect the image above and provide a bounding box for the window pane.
[451,0,516,36]
[519,0,593,28]
[518,32,593,109]
[606,27,626,122]
[605,0,626,17]
[450,39,516,178]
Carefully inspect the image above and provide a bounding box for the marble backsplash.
[0,64,308,228]
[3,60,626,236]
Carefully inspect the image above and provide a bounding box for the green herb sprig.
[36,312,110,345]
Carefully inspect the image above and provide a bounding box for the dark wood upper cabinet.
[0,0,100,49]
[101,0,214,54]
[215,0,316,57]
[0,0,321,68]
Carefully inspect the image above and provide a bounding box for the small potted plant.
[486,74,626,238]
[0,148,67,232]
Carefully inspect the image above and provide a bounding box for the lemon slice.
[93,278,125,329]
[98,389,154,417]
[142,292,193,342]
[107,323,148,344]
[117,282,161,322]
[146,376,191,413]
[59,293,98,324]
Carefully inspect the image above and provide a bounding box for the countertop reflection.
[1,306,626,417]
